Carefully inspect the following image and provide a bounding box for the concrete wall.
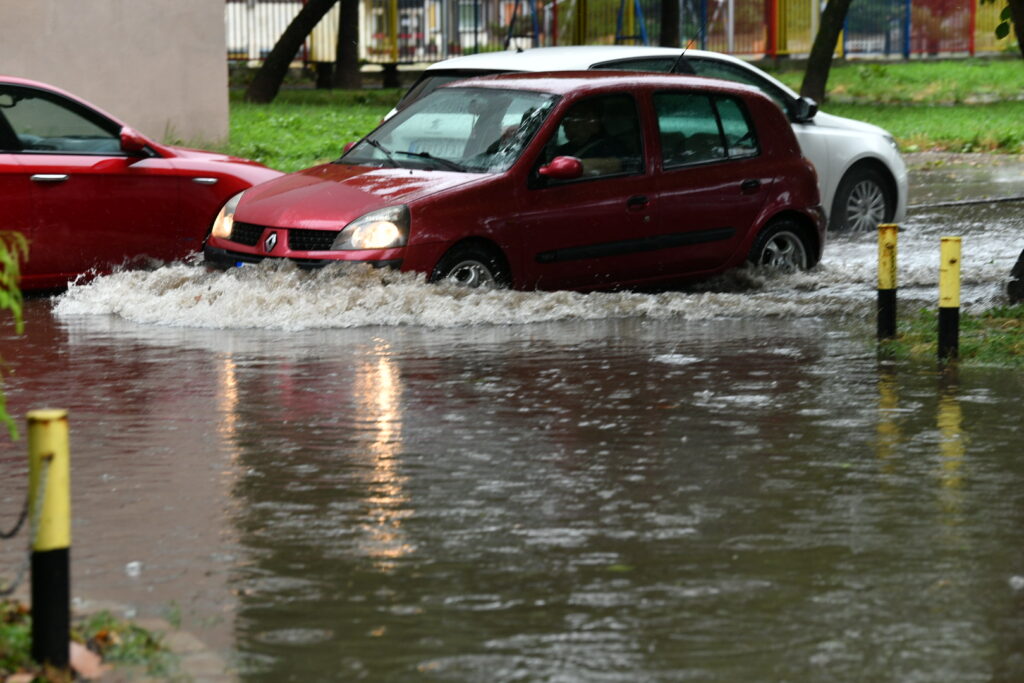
[0,0,228,145]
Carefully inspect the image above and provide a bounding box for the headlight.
[884,135,899,151]
[211,191,245,239]
[331,205,409,250]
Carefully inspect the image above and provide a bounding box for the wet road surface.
[1,156,1023,681]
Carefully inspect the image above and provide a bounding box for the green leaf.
[1001,5,1013,20]
[996,21,1011,39]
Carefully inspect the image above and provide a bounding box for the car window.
[539,94,644,182]
[395,69,511,112]
[0,85,121,154]
[343,86,557,174]
[589,57,677,73]
[684,58,791,113]
[654,92,758,168]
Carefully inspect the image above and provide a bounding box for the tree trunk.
[660,0,681,47]
[800,0,854,103]
[245,0,339,103]
[1010,0,1024,58]
[333,0,362,89]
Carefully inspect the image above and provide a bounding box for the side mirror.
[120,127,149,155]
[791,97,818,123]
[538,156,583,180]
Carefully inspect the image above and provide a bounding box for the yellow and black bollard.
[938,237,962,361]
[877,224,899,339]
[27,409,70,670]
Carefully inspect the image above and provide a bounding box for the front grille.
[229,222,264,246]
[288,228,340,252]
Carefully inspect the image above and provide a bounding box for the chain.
[0,460,49,597]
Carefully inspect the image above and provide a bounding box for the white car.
[389,46,907,233]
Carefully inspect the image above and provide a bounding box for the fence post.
[878,224,899,339]
[28,409,70,671]
[938,237,962,361]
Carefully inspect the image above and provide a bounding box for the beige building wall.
[0,0,228,145]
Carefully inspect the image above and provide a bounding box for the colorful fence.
[224,0,1017,65]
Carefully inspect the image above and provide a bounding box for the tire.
[748,221,812,272]
[830,166,894,233]
[430,243,510,289]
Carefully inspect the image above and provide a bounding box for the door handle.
[31,174,70,183]
[741,179,761,193]
[627,195,649,209]
[192,177,218,185]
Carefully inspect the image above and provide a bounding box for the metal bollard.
[877,224,899,340]
[28,409,70,670]
[938,237,962,361]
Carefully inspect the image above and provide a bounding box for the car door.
[0,84,181,286]
[652,90,771,274]
[676,56,833,195]
[0,105,34,259]
[515,93,661,290]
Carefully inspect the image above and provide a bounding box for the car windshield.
[341,86,557,174]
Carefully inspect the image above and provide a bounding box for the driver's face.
[563,109,600,141]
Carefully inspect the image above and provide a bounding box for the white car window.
[684,58,792,113]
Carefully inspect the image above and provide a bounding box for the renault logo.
[264,231,278,253]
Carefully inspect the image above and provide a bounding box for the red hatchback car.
[204,73,825,291]
[0,76,282,292]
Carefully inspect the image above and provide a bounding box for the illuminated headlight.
[211,191,245,239]
[331,205,409,250]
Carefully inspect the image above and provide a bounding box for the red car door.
[515,94,662,290]
[0,153,34,243]
[651,91,771,274]
[1,83,181,288]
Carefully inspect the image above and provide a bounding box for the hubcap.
[444,260,496,288]
[844,179,887,232]
[761,231,808,271]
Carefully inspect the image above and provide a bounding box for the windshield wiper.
[394,150,467,172]
[363,137,398,167]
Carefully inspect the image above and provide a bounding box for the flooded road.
[1,161,1023,681]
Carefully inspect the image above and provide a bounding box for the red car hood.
[167,145,272,168]
[235,164,487,229]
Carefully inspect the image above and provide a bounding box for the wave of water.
[52,209,1020,330]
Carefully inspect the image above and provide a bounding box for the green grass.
[224,89,400,172]
[0,600,177,680]
[767,57,1024,105]
[223,58,1024,167]
[879,305,1024,367]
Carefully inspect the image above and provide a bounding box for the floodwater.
[1,163,1023,681]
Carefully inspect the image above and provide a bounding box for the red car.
[204,73,825,291]
[0,76,282,291]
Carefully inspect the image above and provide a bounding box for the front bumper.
[203,245,401,271]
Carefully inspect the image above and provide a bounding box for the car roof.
[423,46,800,100]
[438,70,766,99]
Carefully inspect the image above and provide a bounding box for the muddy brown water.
[1,158,1023,681]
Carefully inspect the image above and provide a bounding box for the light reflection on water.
[1,200,1023,681]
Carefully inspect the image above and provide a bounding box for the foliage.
[980,0,1017,42]
[879,305,1024,366]
[1,600,177,680]
[0,231,28,441]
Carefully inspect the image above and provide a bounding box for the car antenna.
[671,20,705,73]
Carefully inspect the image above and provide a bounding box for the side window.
[0,86,120,154]
[590,57,678,73]
[654,92,759,168]
[686,58,791,113]
[654,92,725,167]
[540,94,644,181]
[715,97,758,158]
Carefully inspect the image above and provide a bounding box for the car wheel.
[748,221,811,272]
[430,243,510,289]
[831,166,894,233]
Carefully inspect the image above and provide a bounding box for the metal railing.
[224,0,1017,67]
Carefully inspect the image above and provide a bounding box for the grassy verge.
[223,58,1024,166]
[225,89,400,172]
[1,600,176,680]
[879,305,1024,367]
